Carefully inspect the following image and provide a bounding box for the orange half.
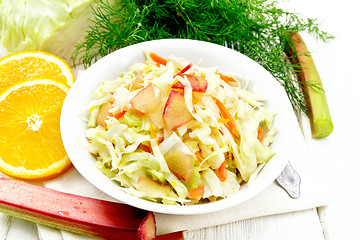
[0,79,72,181]
[0,51,74,93]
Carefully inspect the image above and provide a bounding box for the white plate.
[60,39,298,215]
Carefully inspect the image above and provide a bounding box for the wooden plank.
[0,213,11,239]
[37,224,63,240]
[184,208,325,240]
[6,217,39,240]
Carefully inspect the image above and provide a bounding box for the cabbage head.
[0,0,95,65]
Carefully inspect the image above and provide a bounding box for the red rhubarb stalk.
[0,177,156,240]
[155,231,184,240]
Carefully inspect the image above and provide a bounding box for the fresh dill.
[71,0,333,115]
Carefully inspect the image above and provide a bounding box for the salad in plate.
[85,51,276,205]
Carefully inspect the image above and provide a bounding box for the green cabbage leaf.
[0,0,95,64]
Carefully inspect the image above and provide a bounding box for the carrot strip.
[149,52,167,66]
[257,126,263,142]
[112,109,126,119]
[195,151,204,162]
[187,185,204,200]
[211,96,240,139]
[218,161,227,182]
[217,73,237,83]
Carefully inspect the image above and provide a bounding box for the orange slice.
[0,79,72,181]
[0,51,74,93]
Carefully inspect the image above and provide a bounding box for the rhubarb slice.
[0,177,156,240]
[285,32,333,138]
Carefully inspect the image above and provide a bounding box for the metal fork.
[276,163,301,199]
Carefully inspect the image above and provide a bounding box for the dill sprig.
[71,0,333,115]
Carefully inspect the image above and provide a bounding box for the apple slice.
[163,90,194,130]
[174,63,193,77]
[147,97,166,129]
[130,84,161,113]
[138,177,172,197]
[0,177,156,240]
[96,102,113,127]
[164,149,193,183]
[172,74,208,93]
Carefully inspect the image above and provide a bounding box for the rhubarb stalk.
[285,32,334,138]
[0,177,156,240]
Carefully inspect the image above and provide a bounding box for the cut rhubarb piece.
[163,90,194,130]
[164,149,193,183]
[0,177,156,240]
[285,32,333,138]
[138,211,157,240]
[138,177,172,197]
[172,74,208,93]
[130,84,161,114]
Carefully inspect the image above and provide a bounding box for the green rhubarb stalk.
[286,32,333,138]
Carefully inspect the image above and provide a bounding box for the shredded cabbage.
[85,51,277,205]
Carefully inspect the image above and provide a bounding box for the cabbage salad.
[85,51,276,205]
